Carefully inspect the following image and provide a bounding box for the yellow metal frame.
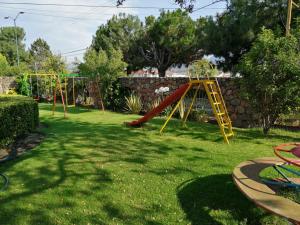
[159,79,234,144]
[286,0,300,36]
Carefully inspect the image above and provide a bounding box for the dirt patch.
[0,126,45,161]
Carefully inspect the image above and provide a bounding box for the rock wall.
[119,77,257,128]
[0,77,17,94]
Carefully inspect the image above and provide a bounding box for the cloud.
[1,0,137,62]
[0,0,226,63]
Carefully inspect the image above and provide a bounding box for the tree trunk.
[158,68,166,77]
[262,115,271,135]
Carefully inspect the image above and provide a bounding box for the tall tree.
[44,54,67,74]
[139,10,197,77]
[238,29,300,134]
[79,48,127,87]
[92,13,143,73]
[0,26,27,66]
[198,0,288,70]
[79,48,127,108]
[29,38,52,72]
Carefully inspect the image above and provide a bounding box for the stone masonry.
[0,76,17,94]
[119,77,256,128]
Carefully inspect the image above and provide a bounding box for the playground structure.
[126,68,234,143]
[233,143,300,224]
[28,73,68,118]
[27,73,105,117]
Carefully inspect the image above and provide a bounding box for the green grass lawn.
[0,104,299,225]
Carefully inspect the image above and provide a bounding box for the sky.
[0,0,226,63]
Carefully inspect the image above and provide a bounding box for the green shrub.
[189,109,209,122]
[0,95,39,147]
[146,98,161,112]
[104,80,130,112]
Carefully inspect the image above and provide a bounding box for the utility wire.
[61,48,87,55]
[22,11,103,21]
[192,0,226,12]
[0,5,141,16]
[0,1,179,10]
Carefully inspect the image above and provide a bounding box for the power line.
[0,1,179,10]
[63,52,85,57]
[22,11,103,21]
[192,0,226,13]
[61,48,87,55]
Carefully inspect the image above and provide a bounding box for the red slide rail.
[126,83,190,127]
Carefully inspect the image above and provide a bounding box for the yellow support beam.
[157,79,234,143]
[160,83,192,134]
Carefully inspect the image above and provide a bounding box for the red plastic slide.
[126,83,190,127]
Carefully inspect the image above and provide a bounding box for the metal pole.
[72,77,75,106]
[13,19,20,67]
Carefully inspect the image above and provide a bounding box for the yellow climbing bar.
[160,79,234,144]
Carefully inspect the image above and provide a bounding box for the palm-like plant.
[125,94,142,114]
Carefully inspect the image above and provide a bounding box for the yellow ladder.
[203,79,234,144]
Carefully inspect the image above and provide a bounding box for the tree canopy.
[200,0,288,70]
[29,38,52,72]
[237,28,300,134]
[92,13,143,73]
[0,27,27,66]
[79,48,127,84]
[138,10,197,77]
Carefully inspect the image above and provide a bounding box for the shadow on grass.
[39,103,93,114]
[0,106,297,224]
[177,174,269,225]
[0,117,181,224]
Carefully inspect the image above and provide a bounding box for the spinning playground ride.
[233,143,300,224]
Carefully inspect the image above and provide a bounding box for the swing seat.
[274,143,300,168]
[34,96,40,102]
[292,146,300,158]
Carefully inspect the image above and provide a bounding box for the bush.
[125,93,142,114]
[104,80,130,112]
[0,95,39,147]
[237,29,300,134]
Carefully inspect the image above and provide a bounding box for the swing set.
[27,73,105,117]
[27,73,82,118]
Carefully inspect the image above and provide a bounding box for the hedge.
[0,95,39,147]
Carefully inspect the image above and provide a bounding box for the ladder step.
[226,132,234,137]
[205,81,215,85]
[217,112,225,116]
[221,122,229,126]
[213,102,221,105]
[209,91,218,95]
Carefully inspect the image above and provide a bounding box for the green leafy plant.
[79,48,127,109]
[125,93,142,114]
[237,28,300,134]
[178,100,187,119]
[146,98,161,112]
[16,74,30,96]
[189,109,209,122]
[188,59,217,79]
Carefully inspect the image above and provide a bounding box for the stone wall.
[119,77,256,128]
[0,77,17,94]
